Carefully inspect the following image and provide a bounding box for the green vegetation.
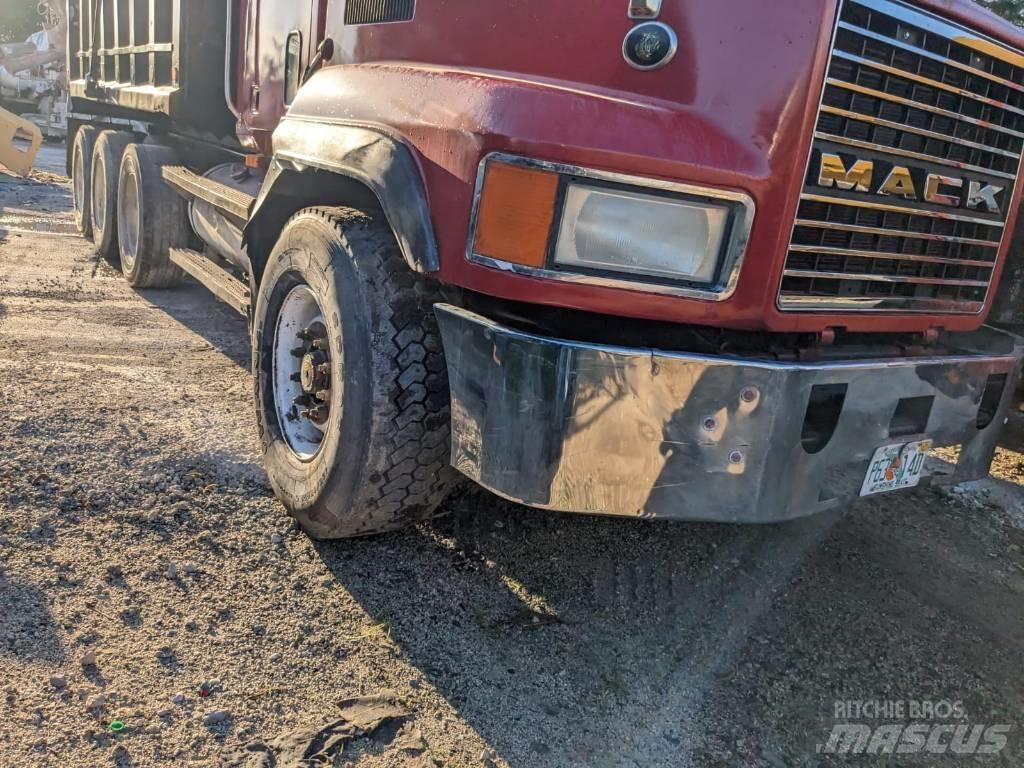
[0,0,43,43]
[979,0,1024,25]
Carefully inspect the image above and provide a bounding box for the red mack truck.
[64,0,1024,538]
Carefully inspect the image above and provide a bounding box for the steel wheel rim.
[272,283,333,460]
[118,165,140,270]
[73,146,85,217]
[91,157,105,234]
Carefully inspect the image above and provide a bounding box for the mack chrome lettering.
[814,152,1004,215]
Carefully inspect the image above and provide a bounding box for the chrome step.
[169,248,251,316]
[162,165,255,223]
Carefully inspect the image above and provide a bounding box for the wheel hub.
[272,287,334,460]
[289,322,331,426]
[299,349,330,394]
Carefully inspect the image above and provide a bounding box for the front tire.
[71,126,97,237]
[89,131,133,260]
[117,144,187,288]
[254,207,457,539]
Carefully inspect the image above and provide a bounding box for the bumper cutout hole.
[976,373,1008,429]
[801,383,847,455]
[889,395,934,438]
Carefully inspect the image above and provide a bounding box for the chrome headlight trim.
[465,153,756,302]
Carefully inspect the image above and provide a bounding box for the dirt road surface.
[2,145,1024,767]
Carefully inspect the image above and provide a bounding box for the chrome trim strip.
[830,49,1024,123]
[820,104,1021,160]
[223,0,240,120]
[837,20,1024,96]
[793,219,1001,248]
[788,243,997,268]
[814,131,1017,180]
[465,153,757,302]
[826,78,1024,141]
[779,294,985,312]
[783,268,989,288]
[801,193,1006,227]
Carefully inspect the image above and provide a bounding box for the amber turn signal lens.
[473,162,559,269]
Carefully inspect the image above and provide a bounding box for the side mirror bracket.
[302,38,335,85]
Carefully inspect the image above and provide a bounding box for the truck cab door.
[236,0,324,155]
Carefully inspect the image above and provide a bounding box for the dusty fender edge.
[248,118,439,274]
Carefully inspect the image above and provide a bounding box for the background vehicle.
[65,0,1024,537]
[0,2,68,141]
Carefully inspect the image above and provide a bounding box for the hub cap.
[272,285,333,460]
[91,158,105,233]
[73,147,85,215]
[118,165,140,269]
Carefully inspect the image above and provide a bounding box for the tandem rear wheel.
[253,207,458,539]
[116,143,188,288]
[89,130,134,260]
[71,125,97,237]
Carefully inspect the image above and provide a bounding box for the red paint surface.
[237,0,1024,334]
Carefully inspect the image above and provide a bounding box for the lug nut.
[293,394,313,408]
[302,406,329,423]
[290,347,306,358]
[290,372,302,383]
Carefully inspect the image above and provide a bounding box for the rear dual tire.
[90,131,133,260]
[71,126,97,237]
[116,144,187,288]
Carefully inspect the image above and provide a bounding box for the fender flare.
[246,119,439,275]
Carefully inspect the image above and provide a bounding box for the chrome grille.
[779,0,1024,313]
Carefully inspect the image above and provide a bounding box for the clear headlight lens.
[553,183,730,285]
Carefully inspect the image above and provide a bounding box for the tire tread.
[259,206,457,538]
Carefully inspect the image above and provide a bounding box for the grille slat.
[801,194,1007,228]
[831,49,1024,125]
[827,78,1024,141]
[793,219,1001,248]
[837,21,1024,96]
[784,269,990,288]
[780,0,1023,313]
[789,244,997,269]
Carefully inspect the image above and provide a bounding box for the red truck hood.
[303,0,1024,333]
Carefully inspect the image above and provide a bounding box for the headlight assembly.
[467,154,755,300]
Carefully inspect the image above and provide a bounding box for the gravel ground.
[1,145,1023,767]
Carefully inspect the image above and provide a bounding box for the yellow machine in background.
[0,106,42,176]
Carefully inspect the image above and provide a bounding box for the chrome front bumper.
[435,305,1023,523]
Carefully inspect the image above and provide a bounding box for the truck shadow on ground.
[313,481,1024,766]
[134,283,251,369]
[0,569,64,664]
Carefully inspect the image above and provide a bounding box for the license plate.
[859,439,933,497]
